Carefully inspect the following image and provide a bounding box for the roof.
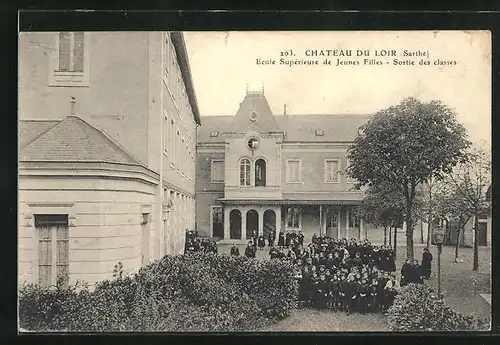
[19,116,140,164]
[197,113,371,143]
[170,32,201,126]
[18,120,59,149]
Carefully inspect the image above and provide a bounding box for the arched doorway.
[263,209,276,239]
[255,159,266,186]
[246,209,259,239]
[230,210,242,240]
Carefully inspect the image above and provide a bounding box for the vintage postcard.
[18,30,491,332]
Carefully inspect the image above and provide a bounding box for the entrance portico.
[223,205,281,242]
[218,200,365,244]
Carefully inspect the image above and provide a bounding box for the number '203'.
[280,50,294,57]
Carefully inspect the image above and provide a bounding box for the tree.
[436,182,472,262]
[347,97,470,260]
[446,146,491,271]
[356,183,405,255]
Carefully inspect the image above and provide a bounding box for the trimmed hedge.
[19,252,298,332]
[387,283,490,332]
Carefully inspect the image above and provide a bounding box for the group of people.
[401,248,433,285]
[184,229,218,254]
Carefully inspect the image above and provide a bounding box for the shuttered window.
[211,159,225,183]
[325,159,340,182]
[36,215,69,288]
[286,159,301,183]
[286,207,300,229]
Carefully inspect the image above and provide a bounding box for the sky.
[183,31,491,147]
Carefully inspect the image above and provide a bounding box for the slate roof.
[19,116,140,164]
[18,120,59,149]
[197,114,371,143]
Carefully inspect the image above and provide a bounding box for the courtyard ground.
[219,243,491,331]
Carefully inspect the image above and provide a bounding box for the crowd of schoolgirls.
[184,229,219,254]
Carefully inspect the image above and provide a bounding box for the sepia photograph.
[17,30,491,332]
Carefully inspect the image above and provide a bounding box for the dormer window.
[315,129,324,136]
[209,131,219,137]
[250,111,258,122]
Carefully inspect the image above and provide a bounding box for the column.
[241,209,247,240]
[345,207,349,239]
[360,218,364,240]
[337,207,341,240]
[258,209,264,237]
[275,207,281,233]
[224,207,230,240]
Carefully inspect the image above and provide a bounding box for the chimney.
[70,97,76,115]
[284,104,287,115]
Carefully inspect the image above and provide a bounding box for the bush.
[387,283,490,332]
[19,252,298,332]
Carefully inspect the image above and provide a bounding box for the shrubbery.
[19,252,298,332]
[387,283,490,332]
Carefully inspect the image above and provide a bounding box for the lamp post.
[433,225,445,298]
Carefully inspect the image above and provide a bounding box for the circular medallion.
[250,111,258,122]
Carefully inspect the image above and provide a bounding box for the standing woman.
[258,235,266,250]
[400,259,412,286]
[278,230,285,248]
[421,248,433,279]
[387,246,397,273]
[268,230,275,247]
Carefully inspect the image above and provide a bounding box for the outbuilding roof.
[19,116,140,165]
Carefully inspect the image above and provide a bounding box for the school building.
[195,89,383,244]
[18,31,200,287]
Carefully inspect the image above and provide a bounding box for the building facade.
[18,31,200,287]
[195,90,387,244]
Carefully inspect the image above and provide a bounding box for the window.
[169,119,175,161]
[211,159,225,183]
[163,115,168,154]
[326,207,338,228]
[57,32,84,72]
[35,215,69,288]
[286,159,301,183]
[176,130,180,168]
[255,159,266,186]
[141,213,150,265]
[50,32,89,87]
[240,158,251,186]
[348,210,360,228]
[212,206,224,225]
[325,159,340,183]
[315,129,324,136]
[286,207,300,229]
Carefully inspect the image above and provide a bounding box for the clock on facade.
[247,137,259,150]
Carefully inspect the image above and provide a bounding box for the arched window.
[240,158,251,186]
[255,159,266,186]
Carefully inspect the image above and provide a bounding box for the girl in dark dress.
[421,248,433,279]
[278,230,285,247]
[400,259,412,286]
[258,235,266,250]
